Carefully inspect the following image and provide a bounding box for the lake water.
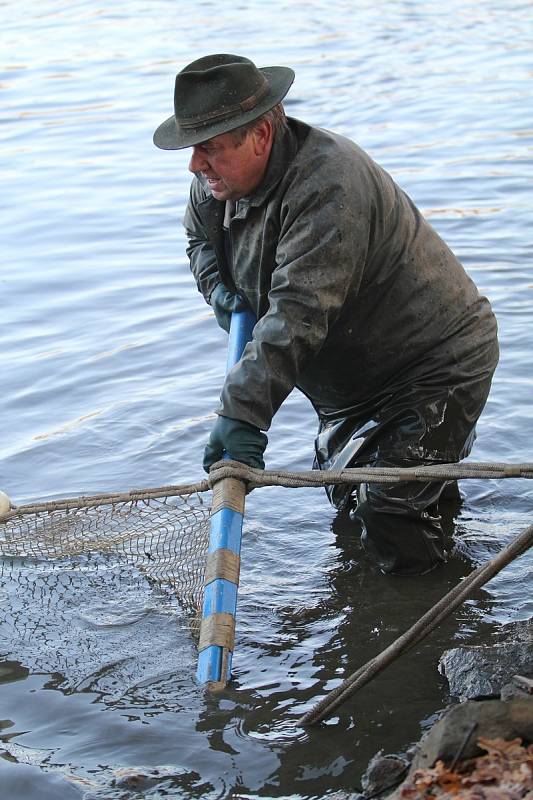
[1,1,532,798]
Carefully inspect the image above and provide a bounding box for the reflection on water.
[1,0,532,797]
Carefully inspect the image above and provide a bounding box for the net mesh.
[1,461,531,641]
[0,493,211,636]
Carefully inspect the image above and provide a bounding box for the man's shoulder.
[284,117,381,197]
[289,117,370,161]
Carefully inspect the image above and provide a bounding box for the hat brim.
[153,65,295,150]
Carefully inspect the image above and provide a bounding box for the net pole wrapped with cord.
[196,308,256,690]
[0,456,532,686]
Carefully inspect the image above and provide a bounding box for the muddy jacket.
[184,118,498,444]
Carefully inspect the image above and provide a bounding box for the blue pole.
[196,308,255,689]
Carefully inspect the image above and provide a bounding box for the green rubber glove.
[210,283,248,333]
[203,415,267,472]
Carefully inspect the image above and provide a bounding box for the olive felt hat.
[153,54,295,150]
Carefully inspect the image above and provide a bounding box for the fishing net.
[0,487,211,636]
[1,461,532,639]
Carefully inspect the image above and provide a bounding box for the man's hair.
[231,103,288,145]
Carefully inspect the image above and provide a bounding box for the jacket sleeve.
[218,163,374,430]
[183,178,220,303]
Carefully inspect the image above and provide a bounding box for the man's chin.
[210,188,230,201]
[208,183,244,202]
[207,180,230,201]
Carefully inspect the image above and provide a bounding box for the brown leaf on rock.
[397,737,533,799]
[477,737,527,760]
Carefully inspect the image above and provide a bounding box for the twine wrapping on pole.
[196,308,256,689]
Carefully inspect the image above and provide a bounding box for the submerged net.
[0,489,211,636]
[1,461,532,637]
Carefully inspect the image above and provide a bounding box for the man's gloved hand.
[203,415,267,472]
[210,283,248,332]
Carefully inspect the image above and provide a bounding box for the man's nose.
[189,147,208,173]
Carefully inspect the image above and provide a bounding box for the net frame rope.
[1,460,532,523]
[1,460,531,636]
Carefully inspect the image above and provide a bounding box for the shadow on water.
[185,499,505,798]
[0,490,522,799]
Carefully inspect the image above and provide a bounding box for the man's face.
[188,124,271,202]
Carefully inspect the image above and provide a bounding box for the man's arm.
[218,170,372,432]
[183,180,220,303]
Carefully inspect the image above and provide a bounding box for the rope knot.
[207,459,262,491]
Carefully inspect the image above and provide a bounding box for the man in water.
[153,54,499,576]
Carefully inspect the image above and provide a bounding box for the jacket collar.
[242,120,298,208]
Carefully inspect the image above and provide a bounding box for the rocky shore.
[357,619,533,799]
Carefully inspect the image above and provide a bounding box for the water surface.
[1,1,532,798]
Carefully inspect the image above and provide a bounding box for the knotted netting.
[1,460,532,641]
[0,486,211,636]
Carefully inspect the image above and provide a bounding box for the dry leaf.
[397,737,533,799]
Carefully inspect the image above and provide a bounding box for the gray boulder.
[360,751,408,797]
[438,619,532,700]
[387,697,533,799]
[410,697,533,771]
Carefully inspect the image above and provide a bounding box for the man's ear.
[252,118,273,156]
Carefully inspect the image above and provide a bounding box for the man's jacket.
[183,118,498,447]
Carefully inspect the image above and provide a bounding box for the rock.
[389,729,533,800]
[360,750,409,797]
[501,673,533,700]
[438,619,533,701]
[409,697,533,771]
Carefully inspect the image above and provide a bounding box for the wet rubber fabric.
[314,363,498,575]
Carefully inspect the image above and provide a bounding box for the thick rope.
[1,461,532,521]
[208,460,533,491]
[0,481,211,522]
[297,522,533,726]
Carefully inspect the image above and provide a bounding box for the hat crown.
[153,54,294,150]
[174,54,269,132]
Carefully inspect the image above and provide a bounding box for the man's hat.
[153,54,294,150]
